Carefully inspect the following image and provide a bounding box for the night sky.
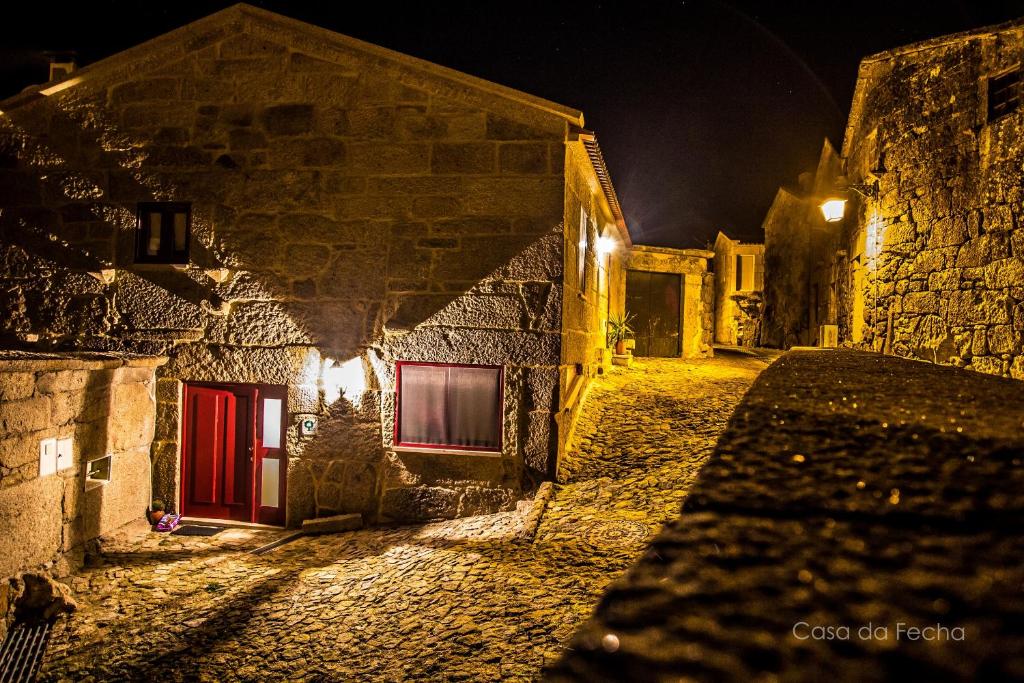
[4,1,1024,248]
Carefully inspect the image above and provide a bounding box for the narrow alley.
[38,354,771,682]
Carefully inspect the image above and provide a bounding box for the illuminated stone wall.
[841,25,1024,378]
[0,8,602,525]
[555,140,629,468]
[0,352,162,582]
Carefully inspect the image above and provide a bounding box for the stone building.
[622,246,714,358]
[0,4,631,529]
[758,140,844,349]
[712,232,764,347]
[837,18,1024,378]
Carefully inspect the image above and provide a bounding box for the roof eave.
[571,127,632,246]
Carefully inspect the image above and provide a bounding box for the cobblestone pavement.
[40,354,770,682]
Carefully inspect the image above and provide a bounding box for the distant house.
[757,140,843,350]
[0,4,631,528]
[712,232,763,347]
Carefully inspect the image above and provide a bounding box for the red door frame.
[181,382,287,526]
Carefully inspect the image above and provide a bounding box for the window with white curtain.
[396,363,502,451]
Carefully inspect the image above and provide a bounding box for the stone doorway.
[625,270,682,357]
[181,383,287,526]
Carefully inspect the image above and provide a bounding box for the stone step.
[300,513,363,535]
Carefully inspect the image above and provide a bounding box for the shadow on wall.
[1,98,559,356]
[0,94,562,523]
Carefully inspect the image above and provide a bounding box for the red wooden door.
[253,385,286,526]
[181,383,287,525]
[182,385,253,522]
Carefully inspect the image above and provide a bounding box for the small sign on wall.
[299,416,318,437]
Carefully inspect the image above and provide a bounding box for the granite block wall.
[555,140,628,467]
[0,10,578,525]
[842,26,1024,378]
[0,352,161,583]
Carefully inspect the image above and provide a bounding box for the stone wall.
[759,140,844,350]
[0,351,162,581]
[625,246,714,358]
[841,25,1024,378]
[555,139,628,471]
[0,8,584,525]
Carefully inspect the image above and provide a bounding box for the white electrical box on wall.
[56,437,73,471]
[39,438,57,477]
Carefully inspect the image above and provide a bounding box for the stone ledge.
[514,481,555,543]
[301,513,363,535]
[550,349,1024,680]
[0,351,168,373]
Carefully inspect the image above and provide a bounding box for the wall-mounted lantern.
[596,236,617,256]
[820,198,847,222]
[818,176,879,223]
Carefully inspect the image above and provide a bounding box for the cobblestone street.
[40,354,770,682]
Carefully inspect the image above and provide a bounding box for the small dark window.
[395,362,503,451]
[735,254,744,291]
[136,202,190,264]
[987,68,1022,122]
[578,207,589,293]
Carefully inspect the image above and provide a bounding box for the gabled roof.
[0,3,633,239]
[0,3,584,127]
[715,230,762,248]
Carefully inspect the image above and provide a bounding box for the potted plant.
[149,499,166,525]
[608,312,636,355]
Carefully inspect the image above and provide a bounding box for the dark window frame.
[135,202,191,264]
[394,361,504,453]
[987,67,1022,123]
[578,207,589,293]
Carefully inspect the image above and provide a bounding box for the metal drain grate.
[0,620,53,683]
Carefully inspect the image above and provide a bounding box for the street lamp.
[820,198,847,222]
[818,178,879,223]
[596,236,617,255]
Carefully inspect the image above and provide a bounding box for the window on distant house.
[578,207,589,292]
[395,362,503,452]
[736,254,755,291]
[987,67,1022,122]
[136,202,190,264]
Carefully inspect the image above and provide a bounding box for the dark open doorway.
[626,270,682,357]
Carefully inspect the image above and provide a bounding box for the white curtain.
[446,367,500,448]
[399,365,500,449]
[399,365,447,445]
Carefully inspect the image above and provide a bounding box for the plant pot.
[615,340,627,355]
[149,510,165,525]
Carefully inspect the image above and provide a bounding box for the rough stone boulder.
[2,572,78,642]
